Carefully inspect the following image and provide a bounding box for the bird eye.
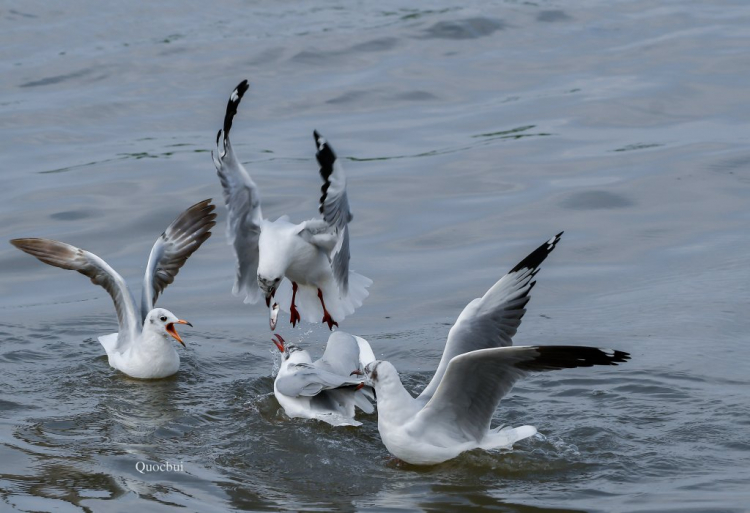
[159,315,167,322]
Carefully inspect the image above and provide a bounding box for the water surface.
[1,1,749,511]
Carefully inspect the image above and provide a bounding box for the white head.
[271,334,311,365]
[364,360,401,391]
[143,308,192,347]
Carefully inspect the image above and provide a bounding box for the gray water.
[1,0,749,511]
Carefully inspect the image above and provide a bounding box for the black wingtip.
[222,79,250,141]
[610,349,631,364]
[315,135,336,171]
[315,132,338,213]
[518,346,632,372]
[509,232,564,275]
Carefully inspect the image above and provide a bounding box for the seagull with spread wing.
[10,199,216,379]
[361,233,631,465]
[271,331,375,427]
[212,80,371,331]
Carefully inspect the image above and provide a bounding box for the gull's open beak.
[272,333,285,353]
[355,383,365,390]
[166,319,192,347]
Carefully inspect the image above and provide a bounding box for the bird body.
[98,308,188,379]
[258,218,331,289]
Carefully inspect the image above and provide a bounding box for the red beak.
[272,333,285,352]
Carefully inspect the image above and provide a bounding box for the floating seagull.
[361,233,631,465]
[10,199,216,379]
[212,80,371,330]
[271,331,375,426]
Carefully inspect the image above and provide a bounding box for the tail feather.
[97,333,119,359]
[480,425,537,451]
[273,271,371,326]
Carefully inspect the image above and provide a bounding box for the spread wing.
[417,232,563,404]
[212,79,264,304]
[11,238,141,345]
[416,345,630,442]
[314,131,353,294]
[275,362,365,397]
[141,199,216,319]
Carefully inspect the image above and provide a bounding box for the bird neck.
[375,376,418,424]
[139,323,172,349]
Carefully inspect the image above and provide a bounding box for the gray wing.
[316,331,364,375]
[314,131,353,294]
[141,199,216,319]
[417,232,563,404]
[212,80,264,304]
[416,345,630,443]
[275,362,365,397]
[313,388,376,415]
[314,331,375,411]
[10,238,141,344]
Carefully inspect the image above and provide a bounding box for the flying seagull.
[10,199,216,379]
[361,233,631,465]
[211,79,371,330]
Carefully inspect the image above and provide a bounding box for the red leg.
[289,282,301,327]
[317,288,338,330]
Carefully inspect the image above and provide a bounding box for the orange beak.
[166,320,192,347]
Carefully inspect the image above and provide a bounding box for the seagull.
[271,331,376,426]
[211,79,371,330]
[10,199,217,379]
[361,233,631,465]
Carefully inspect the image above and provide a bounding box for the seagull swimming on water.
[212,79,371,330]
[271,331,375,426]
[361,233,631,465]
[10,199,216,379]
